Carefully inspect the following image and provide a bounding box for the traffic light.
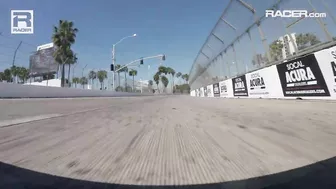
[162,55,166,61]
[140,59,144,65]
[110,64,114,71]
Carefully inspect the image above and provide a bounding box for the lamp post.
[112,33,137,91]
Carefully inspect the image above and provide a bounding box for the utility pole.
[12,41,22,83]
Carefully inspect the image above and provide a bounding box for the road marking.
[0,114,62,128]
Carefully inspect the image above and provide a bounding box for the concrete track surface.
[1,96,336,189]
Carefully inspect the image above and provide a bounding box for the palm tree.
[88,70,97,89]
[182,74,189,84]
[115,64,122,88]
[0,72,4,81]
[128,69,138,92]
[3,69,12,82]
[80,77,88,89]
[158,66,167,75]
[153,72,160,93]
[68,53,77,83]
[97,70,107,90]
[167,67,175,93]
[17,67,29,83]
[52,20,78,87]
[122,67,128,91]
[148,80,153,92]
[176,72,182,85]
[10,66,19,83]
[161,75,169,93]
[72,77,79,88]
[184,74,189,84]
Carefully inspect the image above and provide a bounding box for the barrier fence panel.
[189,0,336,95]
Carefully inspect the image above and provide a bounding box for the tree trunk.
[172,76,175,93]
[75,83,77,88]
[68,64,71,85]
[100,82,103,90]
[132,75,134,92]
[124,72,127,92]
[61,64,65,87]
[118,72,120,87]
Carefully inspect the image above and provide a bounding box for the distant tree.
[10,66,20,83]
[296,33,321,50]
[115,64,122,88]
[269,39,283,62]
[72,77,80,88]
[153,72,160,93]
[148,80,153,92]
[4,69,12,82]
[158,66,168,75]
[17,67,29,83]
[79,77,88,89]
[161,75,169,93]
[128,69,138,92]
[97,70,107,90]
[176,72,182,84]
[166,67,175,93]
[0,72,4,81]
[121,67,128,91]
[181,74,189,84]
[88,70,97,89]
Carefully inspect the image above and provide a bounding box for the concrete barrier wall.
[191,46,336,100]
[0,82,153,98]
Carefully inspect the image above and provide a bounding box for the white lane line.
[0,114,62,128]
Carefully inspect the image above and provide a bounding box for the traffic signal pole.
[113,54,166,73]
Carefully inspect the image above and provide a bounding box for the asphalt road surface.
[1,96,336,188]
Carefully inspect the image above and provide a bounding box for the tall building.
[278,33,297,59]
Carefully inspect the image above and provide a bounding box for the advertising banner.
[207,84,214,97]
[219,79,233,97]
[190,90,195,96]
[276,54,330,97]
[195,88,200,97]
[314,46,336,98]
[232,75,248,97]
[213,83,220,97]
[246,65,283,98]
[204,86,208,97]
[200,87,205,97]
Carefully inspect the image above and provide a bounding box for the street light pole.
[111,33,137,91]
[112,44,116,92]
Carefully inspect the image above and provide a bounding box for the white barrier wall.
[219,79,233,97]
[207,84,214,97]
[246,65,283,98]
[314,46,336,98]
[192,46,336,100]
[0,83,153,98]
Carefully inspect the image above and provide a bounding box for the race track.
[0,96,336,188]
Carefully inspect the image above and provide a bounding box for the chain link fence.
[189,0,336,90]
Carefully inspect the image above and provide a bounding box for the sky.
[0,0,226,81]
[1,0,336,84]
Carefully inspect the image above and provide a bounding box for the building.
[278,33,297,59]
[252,54,265,68]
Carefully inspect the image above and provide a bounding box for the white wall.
[0,82,153,98]
[24,79,61,87]
[192,46,336,100]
